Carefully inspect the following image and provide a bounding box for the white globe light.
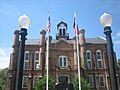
[100,13,112,27]
[18,15,30,29]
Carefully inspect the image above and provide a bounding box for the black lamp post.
[15,15,30,90]
[100,13,118,90]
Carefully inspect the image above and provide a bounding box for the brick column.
[39,29,46,76]
[8,30,19,90]
[79,29,86,68]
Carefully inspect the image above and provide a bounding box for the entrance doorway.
[55,76,68,90]
[58,76,68,83]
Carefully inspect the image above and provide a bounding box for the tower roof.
[57,21,67,29]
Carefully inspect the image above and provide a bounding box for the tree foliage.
[117,59,120,73]
[35,76,55,90]
[72,74,90,90]
[0,68,8,90]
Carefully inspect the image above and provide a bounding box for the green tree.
[35,76,55,90]
[117,59,120,73]
[0,68,8,90]
[0,79,3,90]
[72,74,90,90]
[117,58,120,89]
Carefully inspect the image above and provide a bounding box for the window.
[63,28,65,36]
[59,57,62,66]
[96,51,102,59]
[88,75,94,87]
[86,50,92,69]
[99,75,104,87]
[33,76,39,88]
[24,62,29,70]
[59,28,66,36]
[22,76,28,88]
[58,56,68,67]
[97,61,102,69]
[35,52,39,60]
[34,62,39,70]
[86,51,91,59]
[59,29,62,36]
[96,50,103,69]
[24,51,29,70]
[34,51,39,70]
[24,51,29,60]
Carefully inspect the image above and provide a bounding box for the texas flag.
[73,14,79,35]
[46,14,51,33]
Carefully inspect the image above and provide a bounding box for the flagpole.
[74,13,81,90]
[76,33,81,90]
[46,13,50,90]
[46,32,49,90]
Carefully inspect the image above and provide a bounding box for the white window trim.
[88,75,94,87]
[96,50,103,69]
[86,50,92,69]
[24,51,29,70]
[99,74,105,87]
[24,51,29,60]
[58,56,68,68]
[24,61,29,70]
[33,76,39,88]
[34,51,39,61]
[22,76,28,88]
[34,51,40,70]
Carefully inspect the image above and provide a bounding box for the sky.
[0,0,120,69]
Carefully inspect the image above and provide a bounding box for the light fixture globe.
[100,13,112,27]
[18,15,30,29]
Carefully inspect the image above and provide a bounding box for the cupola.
[56,21,69,40]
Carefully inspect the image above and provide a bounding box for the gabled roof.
[57,21,67,28]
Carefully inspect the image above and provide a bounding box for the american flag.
[73,14,79,35]
[46,14,51,33]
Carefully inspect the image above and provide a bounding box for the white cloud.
[114,40,120,45]
[117,32,120,36]
[112,32,120,46]
[0,48,5,56]
[0,48,11,69]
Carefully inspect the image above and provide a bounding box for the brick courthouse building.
[5,21,116,90]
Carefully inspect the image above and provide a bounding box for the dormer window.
[59,29,62,36]
[63,28,65,36]
[56,21,69,40]
[59,28,66,36]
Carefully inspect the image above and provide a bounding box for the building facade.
[5,21,114,90]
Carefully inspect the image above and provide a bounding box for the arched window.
[59,29,62,36]
[86,50,92,69]
[58,75,68,83]
[34,51,39,70]
[24,51,29,70]
[24,51,29,60]
[63,28,65,36]
[96,50,103,69]
[58,56,68,68]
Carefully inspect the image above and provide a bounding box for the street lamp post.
[100,13,118,90]
[15,15,30,90]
